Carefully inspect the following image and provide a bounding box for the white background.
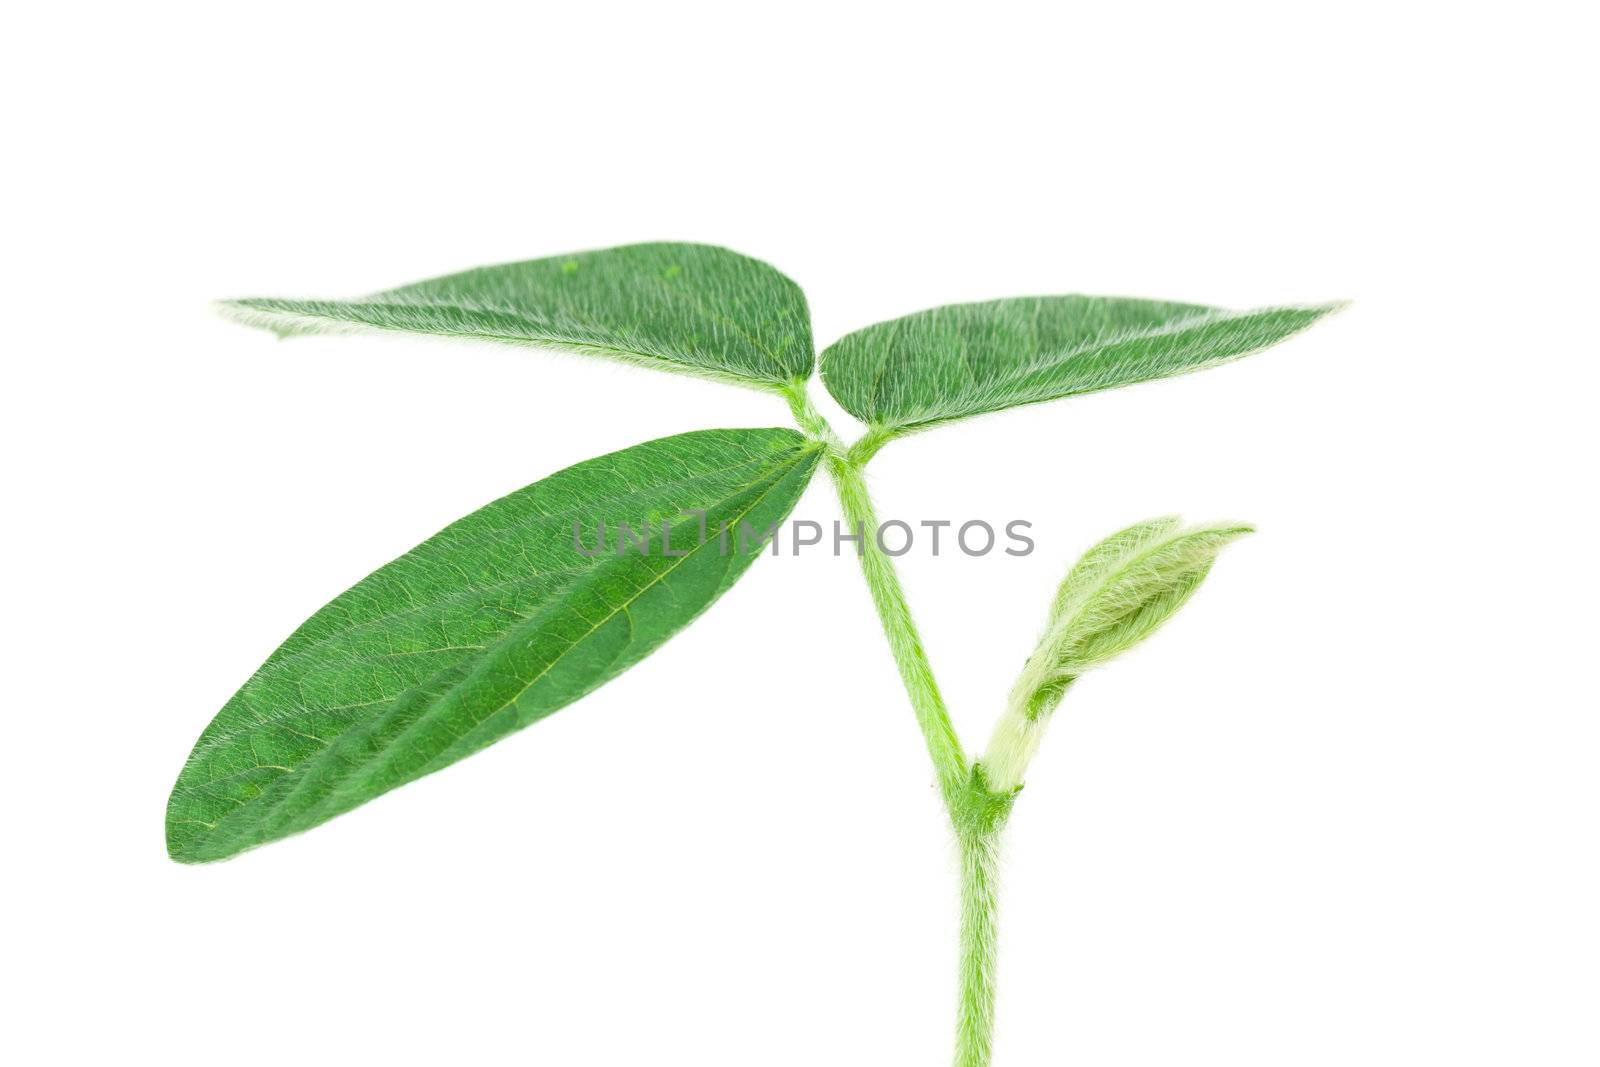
[5,2,1596,1064]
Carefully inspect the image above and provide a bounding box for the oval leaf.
[821,296,1341,434]
[1012,517,1253,718]
[166,427,821,863]
[221,243,815,389]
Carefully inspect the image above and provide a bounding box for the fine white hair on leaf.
[214,297,786,392]
[820,295,1348,445]
[980,517,1252,792]
[212,242,819,394]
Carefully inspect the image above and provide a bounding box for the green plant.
[168,243,1339,1066]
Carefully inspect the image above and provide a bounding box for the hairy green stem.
[833,449,1006,1065]
[956,828,1002,1067]
[846,423,898,466]
[783,382,1007,1067]
[825,452,969,811]
[783,379,844,449]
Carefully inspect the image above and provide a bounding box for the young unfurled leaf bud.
[981,517,1251,792]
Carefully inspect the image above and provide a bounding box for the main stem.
[785,383,1006,1067]
[826,452,969,811]
[957,829,1002,1067]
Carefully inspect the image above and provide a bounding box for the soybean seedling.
[167,243,1340,1066]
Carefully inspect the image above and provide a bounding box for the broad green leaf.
[1013,518,1253,719]
[166,428,821,863]
[821,296,1341,435]
[220,243,815,389]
